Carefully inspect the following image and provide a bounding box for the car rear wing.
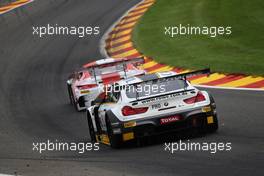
[172,68,210,80]
[88,57,145,84]
[131,68,211,86]
[121,57,145,78]
[84,57,145,69]
[127,68,210,102]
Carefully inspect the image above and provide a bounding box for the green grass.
[133,0,264,76]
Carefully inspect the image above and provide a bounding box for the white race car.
[86,69,218,148]
[67,57,145,111]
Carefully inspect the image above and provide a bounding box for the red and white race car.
[67,57,145,111]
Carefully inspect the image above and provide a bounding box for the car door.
[98,89,120,132]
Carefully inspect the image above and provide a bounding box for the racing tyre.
[106,116,122,148]
[67,84,74,105]
[74,100,83,112]
[206,94,218,133]
[206,115,218,133]
[87,111,96,143]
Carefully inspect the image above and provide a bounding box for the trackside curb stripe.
[0,0,34,15]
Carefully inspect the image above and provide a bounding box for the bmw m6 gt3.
[86,69,218,148]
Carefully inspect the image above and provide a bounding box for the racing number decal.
[151,102,169,110]
[152,103,161,109]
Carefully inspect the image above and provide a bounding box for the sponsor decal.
[80,90,90,94]
[160,115,182,125]
[202,106,212,112]
[141,92,188,104]
[124,121,137,128]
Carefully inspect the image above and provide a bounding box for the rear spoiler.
[129,68,210,102]
[171,68,210,80]
[84,57,145,69]
[87,57,145,83]
[131,68,211,86]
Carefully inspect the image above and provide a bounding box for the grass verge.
[133,0,264,76]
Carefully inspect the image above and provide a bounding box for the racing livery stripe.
[104,0,264,90]
[0,0,33,15]
[101,72,121,85]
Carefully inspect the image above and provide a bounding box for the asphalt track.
[0,0,263,175]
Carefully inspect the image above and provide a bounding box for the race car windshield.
[94,63,125,75]
[126,79,187,98]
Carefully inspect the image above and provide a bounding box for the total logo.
[160,115,182,125]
